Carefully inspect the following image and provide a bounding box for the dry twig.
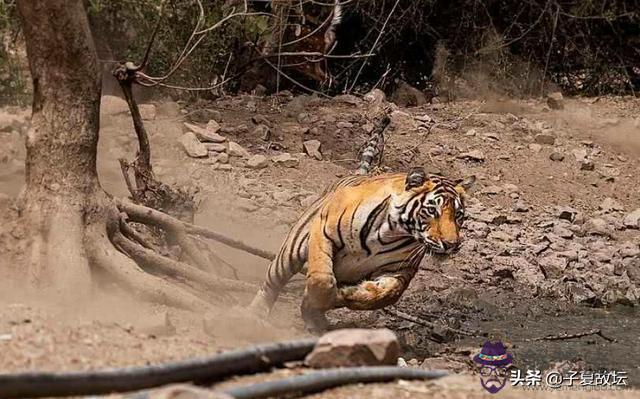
[526,329,616,343]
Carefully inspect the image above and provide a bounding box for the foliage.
[333,0,640,96]
[87,0,270,98]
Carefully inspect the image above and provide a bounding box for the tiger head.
[393,168,475,254]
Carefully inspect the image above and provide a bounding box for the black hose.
[0,338,317,398]
[221,367,448,399]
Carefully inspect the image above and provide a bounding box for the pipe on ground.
[0,338,317,398]
[221,366,448,399]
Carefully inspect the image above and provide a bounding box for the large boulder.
[390,81,427,107]
[305,328,400,368]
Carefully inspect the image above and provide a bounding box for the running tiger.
[249,168,475,331]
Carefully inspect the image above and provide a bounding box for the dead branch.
[383,307,482,338]
[113,62,153,189]
[526,329,616,343]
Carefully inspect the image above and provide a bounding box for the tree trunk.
[17,0,101,295]
[14,0,261,310]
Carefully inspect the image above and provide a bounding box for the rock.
[627,261,640,284]
[146,384,233,399]
[503,183,519,193]
[534,134,556,145]
[622,209,640,229]
[512,257,545,288]
[363,89,386,104]
[571,148,588,162]
[619,242,640,258]
[156,101,181,118]
[549,152,565,161]
[580,160,595,171]
[415,114,434,125]
[206,143,227,153]
[390,81,426,107]
[457,150,485,162]
[206,119,221,134]
[599,197,624,213]
[566,283,597,305]
[305,329,400,368]
[216,164,232,171]
[557,250,579,262]
[271,153,299,168]
[253,124,271,141]
[553,225,574,239]
[336,121,354,129]
[251,115,271,127]
[546,92,564,110]
[465,128,477,137]
[389,110,418,131]
[584,218,610,236]
[138,104,157,121]
[334,94,360,105]
[359,122,374,134]
[273,190,294,204]
[214,152,229,164]
[137,312,176,337]
[253,84,267,96]
[246,154,268,169]
[228,142,251,158]
[556,206,578,222]
[539,255,567,278]
[488,231,513,242]
[101,95,129,115]
[184,122,226,143]
[466,221,490,238]
[513,200,529,212]
[303,140,323,160]
[179,133,208,158]
[529,143,542,152]
[188,108,222,123]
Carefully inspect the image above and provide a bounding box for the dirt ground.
[0,90,639,398]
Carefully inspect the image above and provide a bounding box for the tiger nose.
[442,240,460,253]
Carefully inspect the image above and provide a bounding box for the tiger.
[248,168,475,332]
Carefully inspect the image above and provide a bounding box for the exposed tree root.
[112,226,253,296]
[116,199,276,261]
[85,205,212,312]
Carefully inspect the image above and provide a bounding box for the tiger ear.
[405,167,426,190]
[455,175,476,194]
